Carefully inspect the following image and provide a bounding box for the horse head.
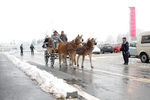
[74,35,83,45]
[87,38,97,48]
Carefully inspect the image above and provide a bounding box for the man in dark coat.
[43,35,49,48]
[120,37,129,65]
[60,31,68,42]
[20,44,23,56]
[30,44,35,55]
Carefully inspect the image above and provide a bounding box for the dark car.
[101,44,113,54]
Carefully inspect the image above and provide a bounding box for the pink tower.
[129,7,136,39]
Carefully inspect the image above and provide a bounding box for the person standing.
[30,44,35,55]
[60,31,68,42]
[120,37,129,65]
[20,44,23,56]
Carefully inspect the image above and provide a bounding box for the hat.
[122,37,126,39]
[53,30,58,33]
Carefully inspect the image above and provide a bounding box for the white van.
[136,31,150,63]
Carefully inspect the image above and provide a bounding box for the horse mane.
[47,38,51,46]
[86,38,92,48]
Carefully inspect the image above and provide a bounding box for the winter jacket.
[60,34,68,42]
[30,45,34,51]
[120,41,129,53]
[51,34,62,43]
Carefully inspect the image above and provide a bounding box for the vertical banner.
[130,7,136,37]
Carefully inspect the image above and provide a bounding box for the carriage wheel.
[44,51,49,65]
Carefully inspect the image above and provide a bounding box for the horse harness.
[65,42,94,53]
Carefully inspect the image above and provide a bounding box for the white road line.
[73,84,100,100]
[94,69,150,83]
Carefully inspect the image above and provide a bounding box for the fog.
[0,0,150,43]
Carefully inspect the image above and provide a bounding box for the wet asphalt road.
[11,52,150,100]
[0,54,56,100]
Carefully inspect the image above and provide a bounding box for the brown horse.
[76,38,97,69]
[58,35,83,69]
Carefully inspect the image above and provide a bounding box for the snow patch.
[4,53,77,99]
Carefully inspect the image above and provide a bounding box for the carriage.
[43,35,95,69]
[44,50,57,67]
[43,35,82,68]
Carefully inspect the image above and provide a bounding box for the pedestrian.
[20,44,23,56]
[60,31,68,42]
[30,44,35,55]
[120,37,129,65]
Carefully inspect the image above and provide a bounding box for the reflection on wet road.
[12,52,150,100]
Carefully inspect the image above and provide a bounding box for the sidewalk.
[0,54,56,100]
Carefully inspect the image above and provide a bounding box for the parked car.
[93,46,101,54]
[97,43,103,50]
[101,44,113,54]
[136,31,150,63]
[113,44,121,53]
[128,42,137,57]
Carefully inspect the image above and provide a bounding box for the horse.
[58,35,83,69]
[76,38,97,69]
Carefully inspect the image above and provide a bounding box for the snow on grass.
[4,53,77,99]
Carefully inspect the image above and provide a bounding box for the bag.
[126,51,130,57]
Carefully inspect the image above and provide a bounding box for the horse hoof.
[73,67,76,70]
[81,66,84,68]
[59,65,61,68]
[77,64,79,67]
[91,66,94,69]
[51,66,54,68]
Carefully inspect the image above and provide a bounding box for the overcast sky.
[0,0,150,43]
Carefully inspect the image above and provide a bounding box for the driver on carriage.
[51,30,62,51]
[43,35,49,48]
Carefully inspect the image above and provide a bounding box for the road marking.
[73,84,100,100]
[94,69,150,83]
